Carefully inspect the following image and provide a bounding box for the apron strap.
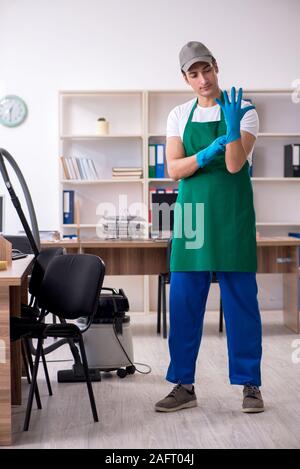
[186,98,198,125]
[187,90,226,126]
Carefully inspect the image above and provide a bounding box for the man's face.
[183,61,219,97]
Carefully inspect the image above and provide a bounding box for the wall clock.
[0,95,28,127]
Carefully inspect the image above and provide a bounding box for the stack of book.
[112,167,143,179]
[61,156,99,180]
[101,215,145,239]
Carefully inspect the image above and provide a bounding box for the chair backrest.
[29,247,64,297]
[38,254,106,320]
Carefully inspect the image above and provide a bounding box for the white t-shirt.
[166,98,259,165]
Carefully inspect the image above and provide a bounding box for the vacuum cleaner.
[78,287,135,378]
[57,286,136,382]
[0,148,135,382]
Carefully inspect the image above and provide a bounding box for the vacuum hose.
[0,148,40,252]
[0,148,72,355]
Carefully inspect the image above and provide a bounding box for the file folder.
[148,144,156,178]
[284,144,300,177]
[63,190,74,224]
[155,144,165,178]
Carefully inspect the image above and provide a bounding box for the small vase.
[97,119,109,135]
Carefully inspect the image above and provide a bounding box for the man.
[155,41,264,414]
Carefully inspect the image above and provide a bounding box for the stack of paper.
[101,215,145,239]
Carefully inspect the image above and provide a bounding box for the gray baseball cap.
[179,41,213,72]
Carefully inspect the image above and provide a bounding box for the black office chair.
[157,238,224,338]
[23,246,65,326]
[11,253,105,431]
[10,247,65,407]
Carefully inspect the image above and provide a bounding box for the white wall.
[0,0,299,309]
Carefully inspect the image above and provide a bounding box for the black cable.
[107,296,152,375]
[112,318,152,375]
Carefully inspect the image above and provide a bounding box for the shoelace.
[168,384,182,398]
[244,385,260,397]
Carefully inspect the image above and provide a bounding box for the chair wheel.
[117,368,127,378]
[126,365,135,375]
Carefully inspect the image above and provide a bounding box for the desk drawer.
[83,247,167,275]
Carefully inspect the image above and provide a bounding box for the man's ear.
[213,62,219,74]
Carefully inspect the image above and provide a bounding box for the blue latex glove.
[215,87,255,143]
[196,135,226,168]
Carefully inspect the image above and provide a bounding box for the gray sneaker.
[155,384,197,412]
[242,384,265,413]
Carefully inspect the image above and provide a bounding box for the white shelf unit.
[60,135,143,140]
[59,89,300,313]
[61,179,145,184]
[59,90,146,224]
[59,90,149,313]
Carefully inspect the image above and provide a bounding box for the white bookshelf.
[59,88,300,313]
[61,179,144,184]
[252,178,300,181]
[60,135,143,140]
[258,133,300,137]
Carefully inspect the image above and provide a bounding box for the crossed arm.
[166,130,256,181]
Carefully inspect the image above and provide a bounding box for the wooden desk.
[0,255,34,446]
[42,236,300,332]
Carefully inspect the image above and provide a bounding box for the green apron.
[170,95,257,272]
